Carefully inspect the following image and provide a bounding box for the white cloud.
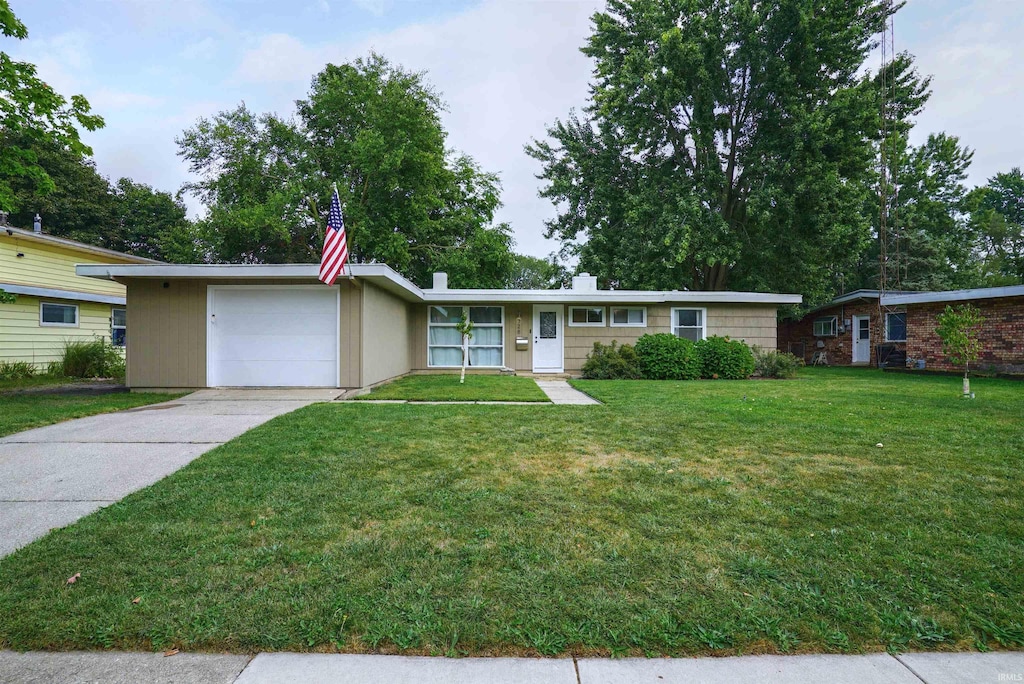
[902,0,1024,185]
[181,37,219,61]
[352,0,386,16]
[233,0,600,257]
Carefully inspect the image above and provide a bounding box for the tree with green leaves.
[935,303,984,397]
[455,313,474,384]
[967,169,1024,285]
[0,0,104,213]
[507,253,568,289]
[528,0,928,302]
[109,178,191,261]
[178,54,514,287]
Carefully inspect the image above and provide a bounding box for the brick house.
[778,285,1024,372]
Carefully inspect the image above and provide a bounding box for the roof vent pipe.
[33,214,42,233]
[432,272,448,290]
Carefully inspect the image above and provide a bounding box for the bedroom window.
[885,312,907,342]
[671,308,706,341]
[112,308,127,346]
[40,302,78,327]
[569,307,605,326]
[813,316,838,337]
[610,307,646,327]
[428,306,504,368]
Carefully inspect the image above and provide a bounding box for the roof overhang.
[3,226,160,264]
[881,285,1024,306]
[76,263,802,306]
[0,282,125,305]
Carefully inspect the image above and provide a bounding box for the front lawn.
[0,392,181,438]
[0,368,1021,656]
[355,373,550,402]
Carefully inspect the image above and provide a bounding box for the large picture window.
[671,308,706,341]
[885,312,907,342]
[428,306,504,368]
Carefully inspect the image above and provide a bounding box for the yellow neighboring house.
[1,223,159,369]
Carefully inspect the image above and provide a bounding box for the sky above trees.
[6,0,1022,258]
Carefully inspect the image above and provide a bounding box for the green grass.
[355,373,550,402]
[0,392,182,437]
[0,374,76,392]
[0,368,1021,657]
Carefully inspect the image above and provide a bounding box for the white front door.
[208,286,339,387]
[852,314,871,364]
[532,305,563,372]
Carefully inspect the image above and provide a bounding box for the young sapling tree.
[455,313,474,384]
[935,304,984,397]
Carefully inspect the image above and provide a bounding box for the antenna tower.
[878,0,902,297]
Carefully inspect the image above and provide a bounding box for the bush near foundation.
[60,339,126,379]
[696,336,755,379]
[634,333,701,380]
[581,341,642,379]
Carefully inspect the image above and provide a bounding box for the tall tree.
[0,0,103,212]
[507,253,568,289]
[967,169,1024,285]
[528,0,926,302]
[179,54,514,287]
[849,131,976,291]
[110,178,191,261]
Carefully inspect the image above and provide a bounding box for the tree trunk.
[460,334,468,384]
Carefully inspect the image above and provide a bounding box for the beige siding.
[339,279,362,388]
[0,296,117,368]
[360,281,411,386]
[411,302,778,374]
[123,278,341,389]
[706,304,778,349]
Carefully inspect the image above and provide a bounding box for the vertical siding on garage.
[126,279,206,388]
[360,281,412,386]
[338,279,362,388]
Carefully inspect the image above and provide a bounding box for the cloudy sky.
[7,0,1022,257]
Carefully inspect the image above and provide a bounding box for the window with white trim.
[610,306,646,327]
[428,306,504,368]
[40,302,78,327]
[813,316,838,337]
[885,312,906,342]
[568,307,605,326]
[112,308,127,347]
[671,307,706,341]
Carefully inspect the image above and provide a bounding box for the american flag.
[319,185,349,285]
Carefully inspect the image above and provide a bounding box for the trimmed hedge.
[580,341,642,379]
[634,333,701,380]
[695,336,755,379]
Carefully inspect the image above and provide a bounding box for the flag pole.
[333,182,354,281]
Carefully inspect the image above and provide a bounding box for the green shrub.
[696,336,755,379]
[752,346,804,379]
[581,341,642,379]
[60,338,126,379]
[0,361,37,381]
[634,333,701,380]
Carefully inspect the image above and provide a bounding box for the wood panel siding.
[360,281,410,387]
[339,279,362,389]
[123,278,335,389]
[706,304,778,350]
[564,305,672,371]
[0,296,116,367]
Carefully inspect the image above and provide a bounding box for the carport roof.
[76,263,803,305]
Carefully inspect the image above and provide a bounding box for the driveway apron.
[0,391,337,557]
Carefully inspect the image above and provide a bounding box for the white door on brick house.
[852,315,871,364]
[532,305,564,372]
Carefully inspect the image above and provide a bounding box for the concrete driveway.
[0,389,340,558]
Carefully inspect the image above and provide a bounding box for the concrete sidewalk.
[0,390,334,558]
[1,650,1021,683]
[535,379,601,405]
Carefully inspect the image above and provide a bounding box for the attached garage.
[207,286,338,387]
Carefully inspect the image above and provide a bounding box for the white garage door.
[208,286,338,387]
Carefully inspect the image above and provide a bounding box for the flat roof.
[881,285,1024,305]
[76,263,803,305]
[3,226,161,264]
